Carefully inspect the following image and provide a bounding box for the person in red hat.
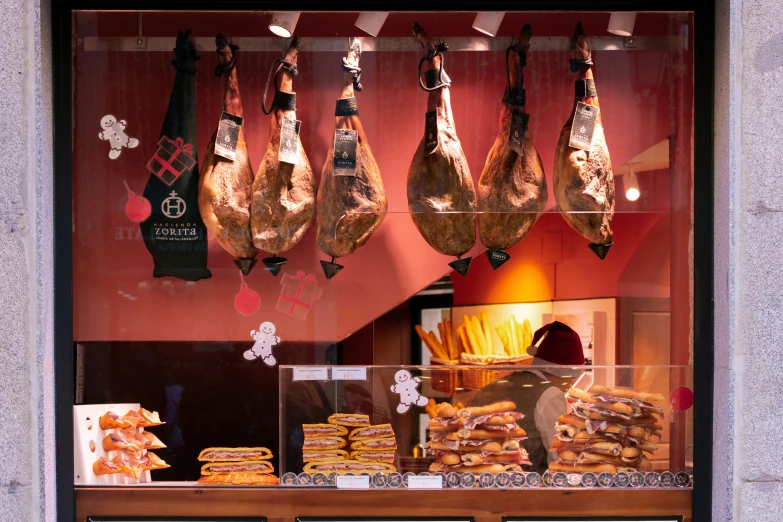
[472,321,591,473]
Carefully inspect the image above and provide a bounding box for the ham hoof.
[320,258,344,280]
[485,249,512,270]
[261,256,286,276]
[448,257,472,277]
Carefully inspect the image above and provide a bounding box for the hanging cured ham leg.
[407,22,476,276]
[251,38,316,275]
[199,34,259,275]
[553,22,615,259]
[316,38,387,279]
[478,24,547,270]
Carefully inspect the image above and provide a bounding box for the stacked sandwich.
[302,413,397,474]
[426,401,530,474]
[197,447,279,485]
[92,408,170,481]
[549,385,664,475]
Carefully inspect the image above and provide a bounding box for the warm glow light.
[625,167,641,201]
[607,12,637,37]
[269,12,300,38]
[472,12,505,37]
[355,12,389,37]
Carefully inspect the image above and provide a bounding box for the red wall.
[72,11,693,343]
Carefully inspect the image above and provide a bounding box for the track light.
[607,12,637,37]
[355,12,389,37]
[269,12,300,38]
[472,12,505,37]
[625,166,640,201]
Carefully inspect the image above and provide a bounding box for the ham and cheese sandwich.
[327,413,370,427]
[348,424,394,440]
[304,460,396,473]
[303,423,348,438]
[303,450,348,462]
[201,460,274,475]
[302,436,347,450]
[350,451,395,463]
[198,473,280,486]
[351,438,397,451]
[198,447,273,462]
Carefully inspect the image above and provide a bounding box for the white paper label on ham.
[279,115,300,165]
[214,111,242,161]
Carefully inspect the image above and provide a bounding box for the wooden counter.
[76,487,692,522]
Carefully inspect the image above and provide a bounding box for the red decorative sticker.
[276,271,322,321]
[234,272,260,316]
[123,181,151,223]
[669,386,694,414]
[145,136,196,186]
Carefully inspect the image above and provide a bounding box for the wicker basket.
[459,353,532,390]
[430,357,460,394]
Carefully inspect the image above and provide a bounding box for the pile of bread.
[426,401,531,473]
[197,447,279,485]
[302,413,397,474]
[92,408,170,481]
[549,385,664,475]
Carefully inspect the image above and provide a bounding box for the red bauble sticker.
[235,272,260,316]
[670,386,694,414]
[123,181,151,223]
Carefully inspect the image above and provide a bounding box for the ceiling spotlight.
[472,12,505,37]
[625,167,640,201]
[607,12,637,37]
[355,12,389,37]
[269,12,300,38]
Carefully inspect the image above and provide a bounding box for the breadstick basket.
[430,357,461,394]
[459,353,532,390]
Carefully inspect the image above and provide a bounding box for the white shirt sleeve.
[535,386,568,464]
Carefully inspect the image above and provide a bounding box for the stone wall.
[714,0,783,520]
[0,0,55,520]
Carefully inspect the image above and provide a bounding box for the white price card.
[332,367,367,381]
[407,476,443,489]
[293,367,329,381]
[335,475,370,489]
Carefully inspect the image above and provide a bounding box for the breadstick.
[494,324,509,354]
[514,321,524,356]
[463,316,480,355]
[471,316,486,355]
[415,325,437,357]
[443,319,455,359]
[457,325,471,355]
[522,319,533,350]
[480,312,493,354]
[508,317,518,355]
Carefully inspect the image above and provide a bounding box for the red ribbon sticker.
[146,136,196,186]
[235,272,260,316]
[123,180,151,223]
[276,271,322,321]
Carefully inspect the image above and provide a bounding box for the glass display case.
[279,364,692,487]
[62,5,707,522]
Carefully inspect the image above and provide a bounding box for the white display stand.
[73,403,152,485]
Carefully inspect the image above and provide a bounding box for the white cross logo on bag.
[161,191,186,219]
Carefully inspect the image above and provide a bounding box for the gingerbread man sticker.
[99,115,139,159]
[244,322,281,366]
[390,370,428,414]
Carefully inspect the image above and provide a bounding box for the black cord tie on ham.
[502,40,527,107]
[418,40,451,92]
[569,51,593,73]
[341,58,363,91]
[214,43,239,77]
[261,58,298,115]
